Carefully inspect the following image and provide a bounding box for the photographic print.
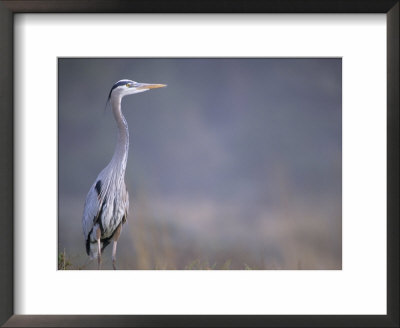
[58,58,342,270]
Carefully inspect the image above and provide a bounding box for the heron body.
[82,79,166,269]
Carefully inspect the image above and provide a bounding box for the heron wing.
[82,182,102,240]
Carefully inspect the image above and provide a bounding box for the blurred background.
[58,58,342,270]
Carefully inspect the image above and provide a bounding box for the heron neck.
[110,96,129,173]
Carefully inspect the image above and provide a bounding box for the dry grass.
[58,187,341,270]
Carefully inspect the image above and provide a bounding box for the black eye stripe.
[112,80,130,90]
[108,80,133,100]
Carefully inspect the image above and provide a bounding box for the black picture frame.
[0,1,398,327]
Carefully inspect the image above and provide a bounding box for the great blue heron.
[82,79,166,269]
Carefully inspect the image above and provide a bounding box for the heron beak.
[137,83,167,90]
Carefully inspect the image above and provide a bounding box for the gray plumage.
[82,79,166,269]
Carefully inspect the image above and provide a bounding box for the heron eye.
[126,83,132,88]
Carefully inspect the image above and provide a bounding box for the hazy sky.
[58,58,342,269]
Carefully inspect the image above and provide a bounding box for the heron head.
[108,79,166,100]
